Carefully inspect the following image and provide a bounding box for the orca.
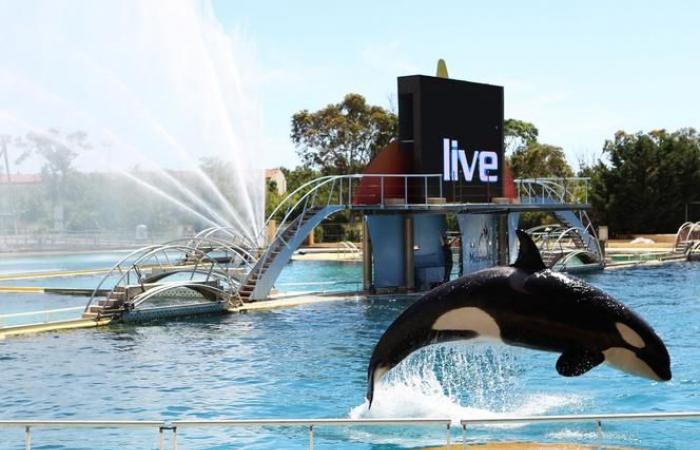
[366,230,671,407]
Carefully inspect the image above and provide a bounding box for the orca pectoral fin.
[556,349,605,377]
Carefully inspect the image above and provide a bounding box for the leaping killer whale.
[366,230,671,406]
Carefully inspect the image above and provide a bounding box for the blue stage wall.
[367,215,405,288]
[413,214,447,289]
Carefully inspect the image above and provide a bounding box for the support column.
[404,215,415,290]
[497,213,508,265]
[362,216,373,291]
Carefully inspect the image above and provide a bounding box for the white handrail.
[515,177,590,205]
[460,411,700,425]
[3,412,700,450]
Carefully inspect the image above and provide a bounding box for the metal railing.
[515,177,590,205]
[3,411,700,450]
[674,221,700,251]
[85,241,242,312]
[263,173,444,246]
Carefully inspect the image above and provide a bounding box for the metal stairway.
[83,241,242,321]
[238,205,345,301]
[517,178,603,268]
[674,221,700,255]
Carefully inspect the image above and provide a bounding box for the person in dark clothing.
[457,236,463,277]
[441,233,453,283]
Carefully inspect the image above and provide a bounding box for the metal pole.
[25,426,31,450]
[424,176,428,206]
[309,424,314,450]
[380,177,384,208]
[404,176,408,208]
[159,427,164,450]
[404,216,415,291]
[172,427,177,450]
[439,176,443,199]
[446,423,451,447]
[462,423,467,450]
[362,217,372,291]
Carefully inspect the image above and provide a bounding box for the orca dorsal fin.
[512,229,546,273]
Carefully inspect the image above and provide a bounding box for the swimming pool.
[0,257,698,449]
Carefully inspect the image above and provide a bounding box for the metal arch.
[553,249,600,270]
[164,236,257,271]
[271,177,340,246]
[139,268,239,287]
[128,281,235,309]
[186,236,257,268]
[674,221,694,249]
[673,221,700,250]
[193,226,258,250]
[263,175,336,230]
[84,244,236,312]
[692,221,700,240]
[86,244,167,311]
[525,224,564,234]
[553,226,587,249]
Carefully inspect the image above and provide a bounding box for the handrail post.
[424,176,428,206]
[404,176,408,208]
[461,423,467,450]
[172,426,177,450]
[25,425,31,450]
[380,177,384,208]
[439,176,443,199]
[159,426,165,450]
[309,424,314,450]
[446,422,451,447]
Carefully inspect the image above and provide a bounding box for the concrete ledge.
[0,317,111,339]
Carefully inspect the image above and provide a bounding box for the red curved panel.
[353,141,412,205]
[502,160,518,199]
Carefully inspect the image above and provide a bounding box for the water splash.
[350,343,584,422]
[0,1,265,242]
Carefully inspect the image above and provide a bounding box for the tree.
[291,94,398,174]
[509,143,574,179]
[21,129,90,231]
[588,128,700,234]
[504,119,574,229]
[504,118,538,155]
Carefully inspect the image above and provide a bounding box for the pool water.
[0,257,698,449]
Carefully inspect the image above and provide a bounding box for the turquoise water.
[0,256,698,449]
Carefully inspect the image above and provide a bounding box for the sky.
[211,0,700,170]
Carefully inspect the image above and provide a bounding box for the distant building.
[0,173,41,185]
[265,168,287,195]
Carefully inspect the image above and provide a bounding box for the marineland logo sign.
[442,138,498,183]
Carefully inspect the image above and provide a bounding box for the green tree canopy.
[588,128,700,234]
[504,118,539,154]
[509,143,574,179]
[291,93,397,174]
[504,118,572,179]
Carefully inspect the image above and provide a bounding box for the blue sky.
[212,0,700,170]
